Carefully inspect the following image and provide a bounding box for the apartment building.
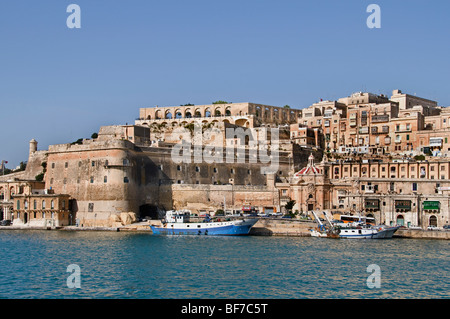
[292,89,445,157]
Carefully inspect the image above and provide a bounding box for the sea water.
[0,230,448,299]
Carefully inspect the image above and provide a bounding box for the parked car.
[427,226,440,231]
[443,225,450,231]
[0,220,11,226]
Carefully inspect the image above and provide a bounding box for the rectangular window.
[412,183,417,191]
[124,176,129,183]
[90,177,94,183]
[104,176,108,183]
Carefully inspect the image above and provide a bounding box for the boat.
[150,210,259,236]
[336,224,400,239]
[309,211,399,239]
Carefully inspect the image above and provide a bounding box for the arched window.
[429,215,438,227]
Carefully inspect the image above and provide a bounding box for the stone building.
[283,156,450,229]
[0,139,72,227]
[12,191,72,227]
[2,91,450,230]
[294,89,444,157]
[136,102,301,128]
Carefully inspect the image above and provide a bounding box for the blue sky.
[1,0,450,168]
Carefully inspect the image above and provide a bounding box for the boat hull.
[338,226,400,239]
[150,219,258,236]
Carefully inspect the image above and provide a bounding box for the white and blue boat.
[337,224,400,239]
[150,210,259,236]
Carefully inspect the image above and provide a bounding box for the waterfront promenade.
[1,218,449,239]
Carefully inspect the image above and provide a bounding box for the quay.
[1,218,449,239]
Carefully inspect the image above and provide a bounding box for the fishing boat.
[150,210,259,236]
[336,224,400,239]
[309,211,399,239]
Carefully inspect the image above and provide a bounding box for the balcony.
[371,126,389,134]
[371,115,389,123]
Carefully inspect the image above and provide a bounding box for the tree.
[285,200,296,212]
[283,105,291,109]
[212,100,231,104]
[35,173,44,181]
[91,132,98,139]
[71,138,83,145]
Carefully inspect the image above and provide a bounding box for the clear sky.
[1,0,450,168]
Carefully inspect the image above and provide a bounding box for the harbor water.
[0,230,448,299]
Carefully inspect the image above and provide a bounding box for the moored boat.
[309,211,399,239]
[336,224,400,239]
[150,210,259,236]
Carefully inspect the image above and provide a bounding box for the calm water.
[0,230,448,299]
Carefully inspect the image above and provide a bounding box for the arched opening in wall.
[146,115,152,120]
[165,111,173,119]
[185,109,192,118]
[396,214,404,226]
[265,108,270,118]
[155,110,162,119]
[235,118,248,127]
[194,109,202,118]
[205,108,211,117]
[274,108,279,120]
[225,107,231,116]
[0,187,4,200]
[10,187,15,198]
[223,119,230,125]
[175,109,183,119]
[215,108,221,116]
[139,204,160,220]
[429,215,438,227]
[255,106,261,117]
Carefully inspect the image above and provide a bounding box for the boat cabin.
[165,210,191,223]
